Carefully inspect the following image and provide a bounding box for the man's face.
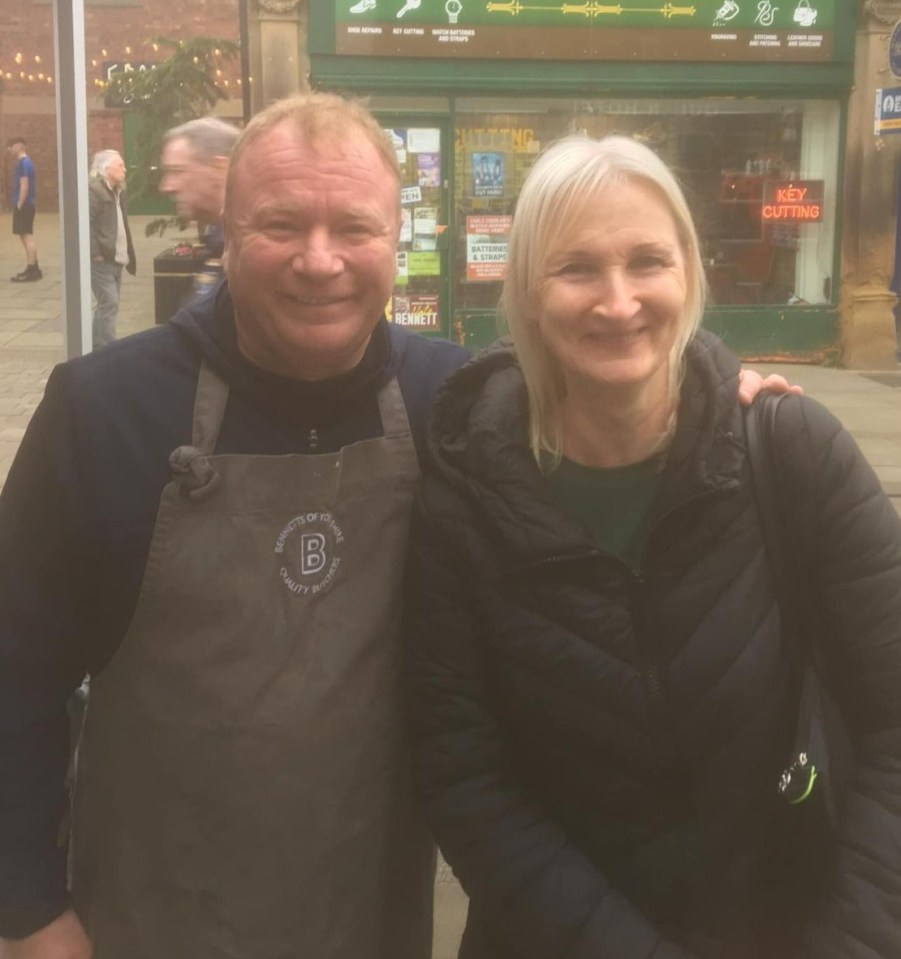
[159,137,225,222]
[223,123,401,381]
[105,155,126,188]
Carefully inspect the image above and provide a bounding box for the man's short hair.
[7,137,26,148]
[224,93,400,223]
[162,117,240,163]
[90,149,123,179]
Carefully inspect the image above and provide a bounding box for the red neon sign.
[761,180,824,223]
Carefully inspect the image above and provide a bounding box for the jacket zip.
[525,550,666,725]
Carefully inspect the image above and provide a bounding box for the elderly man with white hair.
[88,149,136,349]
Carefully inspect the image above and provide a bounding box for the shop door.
[378,118,452,341]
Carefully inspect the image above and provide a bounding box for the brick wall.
[0,0,241,212]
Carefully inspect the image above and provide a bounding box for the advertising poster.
[413,206,438,250]
[408,251,441,276]
[407,128,441,153]
[399,208,413,244]
[417,153,441,187]
[386,128,407,165]
[466,214,512,282]
[473,152,505,198]
[392,293,440,330]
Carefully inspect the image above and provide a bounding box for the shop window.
[453,97,839,312]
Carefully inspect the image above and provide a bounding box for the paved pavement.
[0,211,173,487]
[3,213,901,956]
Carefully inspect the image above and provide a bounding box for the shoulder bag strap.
[743,394,842,826]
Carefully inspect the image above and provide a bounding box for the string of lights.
[0,41,246,89]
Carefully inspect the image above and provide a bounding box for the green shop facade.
[309,0,856,356]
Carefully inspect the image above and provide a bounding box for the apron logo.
[275,512,344,596]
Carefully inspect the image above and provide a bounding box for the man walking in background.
[89,150,136,349]
[7,137,40,283]
[159,117,239,294]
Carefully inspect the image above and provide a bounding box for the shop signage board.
[875,87,901,136]
[334,0,834,63]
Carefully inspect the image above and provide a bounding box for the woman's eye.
[631,254,668,271]
[558,262,593,276]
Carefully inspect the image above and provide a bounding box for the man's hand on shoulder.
[738,368,804,406]
[0,911,91,959]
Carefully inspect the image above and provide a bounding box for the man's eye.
[341,222,374,238]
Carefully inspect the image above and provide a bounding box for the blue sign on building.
[875,86,901,135]
[890,20,901,78]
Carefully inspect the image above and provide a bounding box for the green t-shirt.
[546,454,662,569]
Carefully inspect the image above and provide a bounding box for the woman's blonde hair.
[502,134,706,464]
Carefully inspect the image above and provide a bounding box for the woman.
[405,136,901,958]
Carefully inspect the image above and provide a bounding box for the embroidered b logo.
[300,532,326,575]
[275,512,345,596]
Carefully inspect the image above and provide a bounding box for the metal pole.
[239,0,252,123]
[53,0,92,358]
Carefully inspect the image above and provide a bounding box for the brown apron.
[71,363,434,959]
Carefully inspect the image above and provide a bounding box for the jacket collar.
[425,329,745,567]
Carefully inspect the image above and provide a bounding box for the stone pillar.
[840,0,901,368]
[245,0,310,115]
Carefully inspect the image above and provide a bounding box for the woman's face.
[536,178,689,406]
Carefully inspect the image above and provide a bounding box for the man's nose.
[293,230,341,276]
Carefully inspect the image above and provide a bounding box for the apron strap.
[192,361,230,454]
[377,376,413,438]
[168,362,230,502]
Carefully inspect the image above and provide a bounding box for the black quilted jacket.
[405,331,901,959]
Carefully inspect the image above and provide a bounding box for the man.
[89,150,136,349]
[159,117,239,293]
[7,137,40,283]
[0,92,467,959]
[0,93,792,958]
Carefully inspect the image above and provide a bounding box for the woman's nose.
[594,270,640,318]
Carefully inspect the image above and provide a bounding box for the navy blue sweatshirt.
[0,281,469,938]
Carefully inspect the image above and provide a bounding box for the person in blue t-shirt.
[6,137,40,283]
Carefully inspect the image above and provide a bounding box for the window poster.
[466,214,512,282]
[406,128,441,153]
[473,152,505,197]
[399,208,413,244]
[386,128,407,165]
[413,206,438,250]
[392,293,440,330]
[407,251,441,276]
[395,250,409,285]
[417,153,441,187]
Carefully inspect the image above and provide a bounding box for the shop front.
[309,1,856,357]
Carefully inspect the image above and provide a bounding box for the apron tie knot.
[169,446,222,501]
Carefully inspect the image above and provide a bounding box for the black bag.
[743,394,854,925]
